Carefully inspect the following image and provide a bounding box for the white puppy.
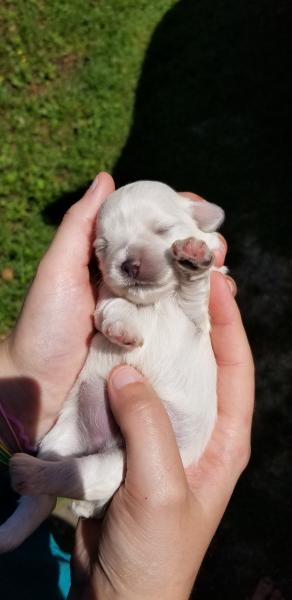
[0,181,225,552]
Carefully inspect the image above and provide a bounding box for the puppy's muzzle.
[121,259,140,279]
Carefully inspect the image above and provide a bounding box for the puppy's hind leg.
[10,449,125,511]
[0,495,56,553]
[39,374,119,460]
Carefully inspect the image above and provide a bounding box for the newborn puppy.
[0,181,225,552]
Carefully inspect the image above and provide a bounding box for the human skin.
[0,173,254,598]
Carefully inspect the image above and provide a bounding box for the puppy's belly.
[78,380,120,452]
[82,310,217,462]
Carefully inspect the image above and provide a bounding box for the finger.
[108,366,187,500]
[214,234,227,267]
[210,272,251,364]
[71,518,103,589]
[225,275,237,297]
[179,192,227,267]
[42,172,115,273]
[209,272,254,426]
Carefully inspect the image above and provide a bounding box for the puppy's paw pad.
[172,238,214,270]
[103,320,143,348]
[10,453,42,495]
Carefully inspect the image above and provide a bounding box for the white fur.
[0,181,225,552]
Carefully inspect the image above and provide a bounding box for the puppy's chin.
[124,280,175,305]
[103,275,176,305]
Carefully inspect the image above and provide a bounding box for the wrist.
[69,574,192,600]
[0,337,16,378]
[0,337,39,446]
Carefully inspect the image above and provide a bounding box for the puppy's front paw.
[102,319,143,349]
[171,237,214,272]
[10,453,44,496]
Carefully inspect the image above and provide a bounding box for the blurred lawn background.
[0,0,175,334]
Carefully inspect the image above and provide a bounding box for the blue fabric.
[49,531,71,598]
[0,470,71,599]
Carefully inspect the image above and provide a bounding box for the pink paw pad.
[105,322,143,348]
[172,238,214,269]
[108,331,136,346]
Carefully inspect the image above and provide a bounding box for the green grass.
[0,0,176,335]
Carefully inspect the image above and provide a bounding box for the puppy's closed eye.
[154,224,175,235]
[94,237,108,254]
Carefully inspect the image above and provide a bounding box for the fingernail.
[218,234,227,254]
[225,275,237,296]
[110,366,144,391]
[88,175,99,192]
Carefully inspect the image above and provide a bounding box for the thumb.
[41,171,115,273]
[108,366,187,500]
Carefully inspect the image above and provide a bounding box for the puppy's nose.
[121,259,140,279]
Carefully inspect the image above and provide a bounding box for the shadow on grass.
[44,1,292,597]
[42,184,89,224]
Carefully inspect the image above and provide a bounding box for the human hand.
[69,272,254,600]
[0,172,115,441]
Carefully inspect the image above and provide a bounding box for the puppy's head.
[95,181,224,304]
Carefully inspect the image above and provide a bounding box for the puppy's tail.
[0,494,56,553]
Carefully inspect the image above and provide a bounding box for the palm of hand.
[11,262,95,404]
[4,173,115,440]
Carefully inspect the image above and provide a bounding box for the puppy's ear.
[185,199,225,232]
